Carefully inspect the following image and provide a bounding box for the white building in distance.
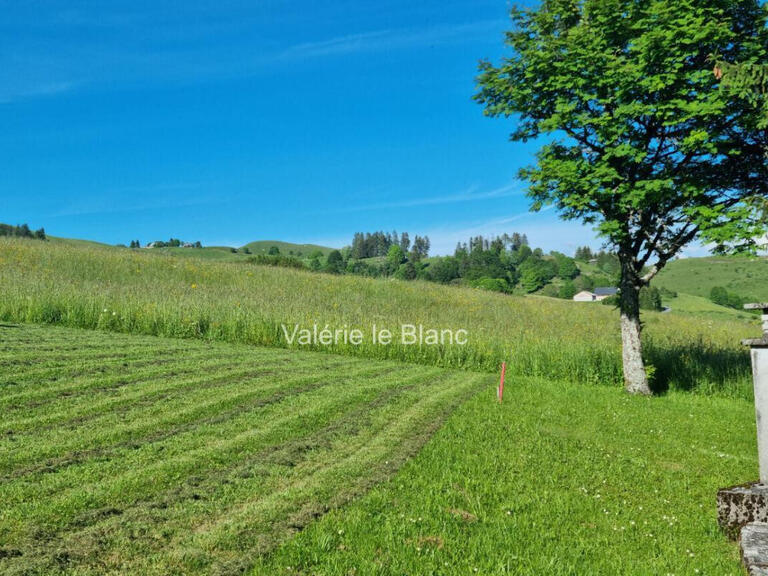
[573,287,619,302]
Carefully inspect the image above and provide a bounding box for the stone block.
[718,483,768,540]
[741,523,768,575]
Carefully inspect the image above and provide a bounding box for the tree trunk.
[619,266,652,395]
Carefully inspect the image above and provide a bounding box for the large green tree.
[714,60,768,126]
[714,59,768,224]
[477,0,768,394]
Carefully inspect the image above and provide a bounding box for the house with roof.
[573,287,619,302]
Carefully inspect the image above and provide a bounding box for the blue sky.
[1,0,602,254]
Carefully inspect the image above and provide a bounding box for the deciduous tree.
[477,0,768,394]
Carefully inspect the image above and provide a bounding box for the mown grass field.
[0,238,759,397]
[1,324,754,575]
[257,379,755,575]
[0,324,484,575]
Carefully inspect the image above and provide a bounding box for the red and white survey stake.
[498,361,506,403]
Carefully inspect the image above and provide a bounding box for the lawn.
[0,237,759,396]
[1,324,756,575]
[0,324,484,575]
[256,378,755,575]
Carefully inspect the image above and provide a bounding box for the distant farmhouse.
[573,287,618,302]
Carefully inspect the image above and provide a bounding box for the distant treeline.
[130,239,202,248]
[247,254,305,269]
[710,286,759,312]
[0,223,46,240]
[425,235,617,297]
[350,231,430,260]
[246,232,623,301]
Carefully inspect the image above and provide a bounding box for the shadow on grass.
[646,341,752,398]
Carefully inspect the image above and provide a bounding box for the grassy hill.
[0,236,759,397]
[656,255,768,301]
[137,240,337,263]
[663,292,757,321]
[44,233,336,261]
[47,235,114,249]
[573,259,616,285]
[43,238,338,263]
[137,240,336,262]
[143,245,249,261]
[241,240,335,257]
[1,237,763,574]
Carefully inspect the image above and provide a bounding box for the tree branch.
[641,225,700,284]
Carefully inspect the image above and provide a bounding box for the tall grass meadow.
[0,237,757,397]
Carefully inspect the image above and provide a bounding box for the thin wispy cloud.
[1,15,505,104]
[3,2,528,249]
[0,81,78,105]
[328,184,522,214]
[270,210,601,256]
[46,199,217,219]
[280,19,503,60]
[280,30,393,59]
[445,204,556,239]
[42,182,212,218]
[420,205,601,255]
[277,207,548,254]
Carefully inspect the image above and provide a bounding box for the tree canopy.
[476,0,768,394]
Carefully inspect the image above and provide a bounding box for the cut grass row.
[0,237,758,396]
[256,377,756,575]
[0,324,487,575]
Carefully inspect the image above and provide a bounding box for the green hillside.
[1,237,763,574]
[241,240,336,257]
[0,236,759,396]
[663,292,757,321]
[47,235,114,249]
[43,231,336,261]
[45,238,337,263]
[133,240,335,261]
[656,256,768,302]
[143,245,249,261]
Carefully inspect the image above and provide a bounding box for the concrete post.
[744,303,768,484]
[717,306,768,540]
